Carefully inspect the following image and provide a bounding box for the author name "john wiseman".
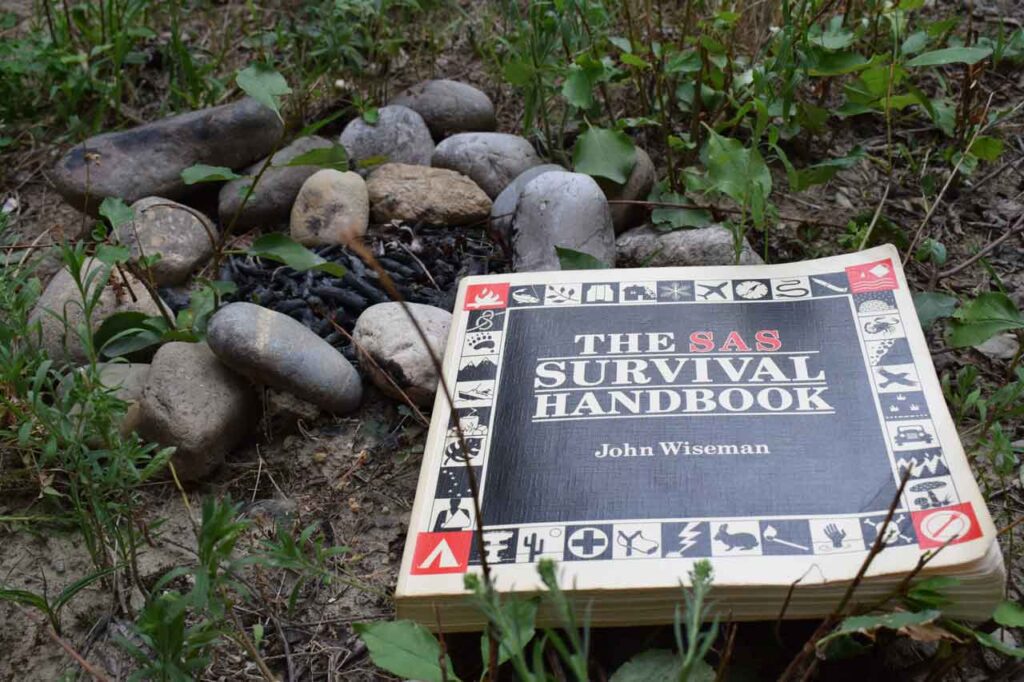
[594,441,771,458]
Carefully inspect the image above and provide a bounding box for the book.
[395,245,1005,630]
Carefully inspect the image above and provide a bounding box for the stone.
[118,197,217,286]
[431,133,543,198]
[29,258,167,365]
[490,164,564,249]
[52,98,283,214]
[290,169,369,246]
[218,136,334,230]
[597,147,655,234]
[615,224,763,267]
[366,163,491,226]
[390,79,496,139]
[137,342,257,481]
[60,362,150,439]
[510,171,616,272]
[339,105,434,169]
[263,389,321,435]
[207,302,362,413]
[353,302,451,406]
[975,333,1019,360]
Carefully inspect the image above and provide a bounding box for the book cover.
[396,245,1000,627]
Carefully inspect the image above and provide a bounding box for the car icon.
[894,425,933,446]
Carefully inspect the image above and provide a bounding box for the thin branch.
[937,214,1024,280]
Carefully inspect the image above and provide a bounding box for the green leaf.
[949,292,1024,347]
[573,127,637,183]
[481,599,537,670]
[818,610,942,648]
[94,243,131,266]
[93,311,154,351]
[994,601,1024,627]
[503,60,533,86]
[362,107,380,124]
[973,629,1024,659]
[563,66,595,109]
[246,233,346,278]
[610,650,682,682]
[284,145,349,171]
[181,164,241,185]
[704,128,772,209]
[906,576,959,609]
[907,46,992,67]
[652,205,712,230]
[913,291,957,329]
[621,53,650,69]
[969,135,1004,161]
[806,49,870,76]
[353,621,458,682]
[915,238,947,265]
[556,246,610,270]
[236,63,291,119]
[99,197,134,229]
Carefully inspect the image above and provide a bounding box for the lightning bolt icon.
[675,522,702,556]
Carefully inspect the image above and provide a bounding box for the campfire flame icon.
[466,287,504,309]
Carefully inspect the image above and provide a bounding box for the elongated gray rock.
[615,224,763,266]
[490,163,564,248]
[52,98,283,214]
[218,135,334,230]
[353,302,451,406]
[390,79,496,139]
[339,105,434,169]
[511,171,615,272]
[207,302,362,413]
[431,132,543,198]
[137,342,257,481]
[119,197,217,286]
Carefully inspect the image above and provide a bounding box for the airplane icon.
[878,369,918,389]
[697,282,730,300]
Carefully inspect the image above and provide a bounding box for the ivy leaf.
[573,127,637,183]
[913,291,957,329]
[181,164,241,185]
[99,197,134,229]
[949,292,1024,347]
[353,621,459,682]
[236,63,291,120]
[556,246,610,270]
[907,46,992,67]
[994,601,1024,627]
[246,233,346,278]
[284,145,349,171]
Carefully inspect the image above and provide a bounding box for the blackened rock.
[52,98,283,215]
[207,302,362,413]
[339,105,434,170]
[431,133,543,198]
[390,79,496,139]
[218,136,334,230]
[511,171,615,272]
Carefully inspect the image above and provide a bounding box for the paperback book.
[395,245,1004,629]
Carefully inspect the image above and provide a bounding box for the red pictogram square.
[911,502,984,549]
[463,283,509,311]
[410,531,473,575]
[845,259,899,294]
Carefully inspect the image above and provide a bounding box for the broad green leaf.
[99,197,134,229]
[973,629,1024,659]
[284,145,349,171]
[94,243,131,266]
[503,60,533,86]
[353,621,458,682]
[181,164,241,185]
[969,135,1004,161]
[913,291,957,329]
[93,311,153,350]
[906,576,959,609]
[818,610,941,648]
[609,36,632,53]
[901,31,930,56]
[362,107,380,124]
[236,63,291,118]
[994,601,1024,627]
[246,233,346,278]
[777,146,865,191]
[480,599,538,670]
[907,46,992,67]
[808,19,855,51]
[556,246,610,270]
[610,650,682,682]
[806,49,869,76]
[563,66,595,109]
[915,238,947,265]
[652,205,712,230]
[621,53,650,69]
[704,128,772,209]
[949,292,1024,347]
[573,127,637,184]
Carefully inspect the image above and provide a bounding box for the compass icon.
[735,280,770,300]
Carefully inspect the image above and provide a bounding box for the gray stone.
[975,333,1019,360]
[431,133,543,198]
[615,224,763,267]
[61,362,150,439]
[510,171,615,272]
[137,342,257,481]
[390,79,496,139]
[207,302,362,413]
[490,164,564,248]
[339,105,434,169]
[52,98,283,214]
[597,147,656,234]
[29,258,167,365]
[353,302,451,406]
[290,169,369,246]
[366,163,491,226]
[218,136,334,230]
[118,197,217,286]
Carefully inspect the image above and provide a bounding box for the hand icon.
[824,523,847,548]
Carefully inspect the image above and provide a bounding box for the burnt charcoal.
[312,285,368,312]
[276,299,308,315]
[158,287,192,313]
[377,257,417,280]
[342,273,389,305]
